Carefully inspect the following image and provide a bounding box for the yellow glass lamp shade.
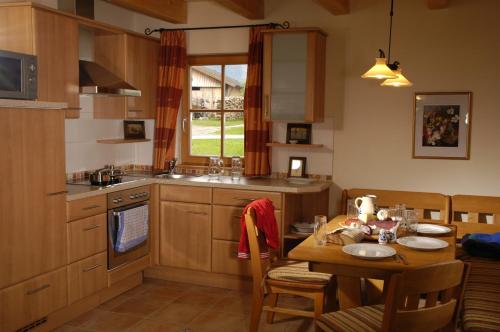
[361,58,397,79]
[381,69,413,87]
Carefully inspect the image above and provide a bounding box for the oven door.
[107,202,150,270]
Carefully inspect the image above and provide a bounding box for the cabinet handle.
[233,215,242,220]
[26,284,50,295]
[234,197,255,204]
[83,224,100,231]
[83,205,100,210]
[47,190,68,196]
[187,211,208,216]
[83,264,102,272]
[129,109,144,113]
[182,118,187,133]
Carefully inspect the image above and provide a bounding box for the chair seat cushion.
[317,304,384,332]
[460,256,500,332]
[267,261,332,284]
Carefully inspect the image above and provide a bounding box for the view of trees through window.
[189,64,247,158]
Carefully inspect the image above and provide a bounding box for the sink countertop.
[66,174,331,201]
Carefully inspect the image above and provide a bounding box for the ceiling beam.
[427,0,449,9]
[312,0,350,15]
[214,0,264,20]
[105,0,187,24]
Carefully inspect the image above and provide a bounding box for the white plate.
[397,236,449,251]
[416,224,451,235]
[292,223,314,233]
[342,243,396,260]
[286,177,315,185]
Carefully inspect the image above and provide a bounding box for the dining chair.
[451,194,500,240]
[316,260,469,332]
[342,188,450,223]
[245,207,337,332]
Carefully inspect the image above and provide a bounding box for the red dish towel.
[238,198,280,259]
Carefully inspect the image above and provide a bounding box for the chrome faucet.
[166,158,177,175]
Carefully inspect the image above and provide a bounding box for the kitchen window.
[181,54,248,165]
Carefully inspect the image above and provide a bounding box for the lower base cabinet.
[212,239,251,276]
[0,268,67,332]
[67,252,107,304]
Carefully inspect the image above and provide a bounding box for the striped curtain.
[153,31,187,171]
[244,26,271,176]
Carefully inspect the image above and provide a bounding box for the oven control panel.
[107,186,150,208]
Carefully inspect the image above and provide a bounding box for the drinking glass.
[231,156,242,181]
[208,157,223,180]
[346,199,359,220]
[405,210,419,234]
[313,215,328,245]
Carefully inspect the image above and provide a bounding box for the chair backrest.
[342,188,450,223]
[245,207,272,295]
[382,260,468,332]
[451,195,500,239]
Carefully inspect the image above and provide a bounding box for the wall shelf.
[266,143,323,148]
[96,139,151,144]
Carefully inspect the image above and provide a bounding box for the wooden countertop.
[66,175,332,201]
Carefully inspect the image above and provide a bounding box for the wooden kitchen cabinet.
[94,33,159,119]
[262,28,326,123]
[67,252,107,304]
[159,201,212,272]
[67,213,107,264]
[0,5,80,117]
[0,108,67,289]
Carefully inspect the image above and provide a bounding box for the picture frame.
[413,92,472,160]
[123,120,146,140]
[286,123,312,144]
[288,157,307,178]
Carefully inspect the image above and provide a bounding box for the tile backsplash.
[65,95,154,173]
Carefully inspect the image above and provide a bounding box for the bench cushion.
[317,304,384,332]
[268,261,331,284]
[460,255,500,332]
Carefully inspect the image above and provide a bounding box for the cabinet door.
[159,201,211,271]
[126,35,159,119]
[0,108,67,289]
[34,9,80,115]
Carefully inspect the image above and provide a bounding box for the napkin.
[327,228,365,245]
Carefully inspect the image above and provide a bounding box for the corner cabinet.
[94,33,159,119]
[262,28,327,123]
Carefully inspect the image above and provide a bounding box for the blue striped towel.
[115,205,149,253]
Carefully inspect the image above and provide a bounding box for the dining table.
[288,215,457,310]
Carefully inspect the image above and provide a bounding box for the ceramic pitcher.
[354,195,377,215]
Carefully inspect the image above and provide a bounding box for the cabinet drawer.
[0,268,67,332]
[67,252,107,304]
[212,240,251,277]
[213,188,282,208]
[213,205,282,241]
[160,185,212,204]
[67,195,107,221]
[67,213,107,263]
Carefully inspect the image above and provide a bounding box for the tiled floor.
[54,278,316,332]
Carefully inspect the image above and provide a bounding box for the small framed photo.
[288,157,307,178]
[286,123,312,144]
[124,120,146,140]
[413,92,472,160]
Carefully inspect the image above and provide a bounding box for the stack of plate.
[291,222,315,234]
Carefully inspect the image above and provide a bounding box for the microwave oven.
[0,50,37,100]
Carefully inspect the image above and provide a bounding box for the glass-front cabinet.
[263,28,327,123]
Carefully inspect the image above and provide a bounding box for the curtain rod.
[144,21,290,36]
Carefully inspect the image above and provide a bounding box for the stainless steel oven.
[107,186,150,270]
[0,50,37,100]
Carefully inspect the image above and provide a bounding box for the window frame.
[181,53,249,166]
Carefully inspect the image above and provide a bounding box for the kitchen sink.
[155,173,202,179]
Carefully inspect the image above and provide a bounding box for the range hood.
[79,60,141,97]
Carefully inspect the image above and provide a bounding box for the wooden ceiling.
[107,0,450,24]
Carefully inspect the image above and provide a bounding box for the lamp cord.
[387,0,394,63]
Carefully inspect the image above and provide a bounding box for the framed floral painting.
[413,92,472,159]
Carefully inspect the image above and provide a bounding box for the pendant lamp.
[361,0,412,87]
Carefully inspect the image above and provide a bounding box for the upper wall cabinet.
[262,28,327,123]
[94,33,159,120]
[0,5,80,117]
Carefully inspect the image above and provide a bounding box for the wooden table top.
[288,215,457,279]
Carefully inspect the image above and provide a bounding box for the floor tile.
[110,295,168,317]
[148,302,208,325]
[127,319,183,332]
[189,309,248,332]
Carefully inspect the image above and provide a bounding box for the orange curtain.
[153,31,187,171]
[244,26,271,176]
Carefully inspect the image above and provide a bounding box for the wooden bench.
[451,195,500,240]
[341,188,450,223]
